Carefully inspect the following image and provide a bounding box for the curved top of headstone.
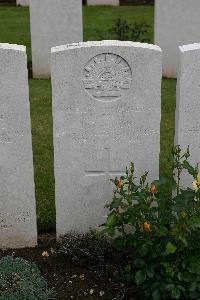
[179,43,200,53]
[0,43,26,52]
[51,40,161,53]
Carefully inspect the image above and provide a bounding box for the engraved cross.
[85,148,125,199]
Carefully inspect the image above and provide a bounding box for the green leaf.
[158,226,168,236]
[188,216,200,230]
[110,197,123,209]
[152,289,161,300]
[178,235,188,246]
[124,263,131,273]
[133,258,145,268]
[166,242,177,255]
[177,272,182,281]
[147,265,155,278]
[166,284,175,290]
[182,272,192,282]
[188,282,197,292]
[113,237,125,250]
[189,291,200,298]
[140,243,149,257]
[106,211,118,228]
[182,161,197,177]
[171,287,181,299]
[188,261,200,275]
[177,285,185,293]
[106,227,115,236]
[135,269,146,285]
[154,176,176,190]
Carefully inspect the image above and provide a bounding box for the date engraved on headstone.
[83,53,132,102]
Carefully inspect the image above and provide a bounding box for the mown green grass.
[83,5,154,42]
[0,5,154,63]
[0,5,176,224]
[29,80,55,225]
[160,79,176,178]
[0,6,31,62]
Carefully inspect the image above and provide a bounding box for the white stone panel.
[155,0,200,78]
[51,41,162,237]
[175,43,200,187]
[87,0,119,5]
[0,44,37,249]
[29,0,83,78]
[17,0,29,6]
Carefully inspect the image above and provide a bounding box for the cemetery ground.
[0,4,176,299]
[0,232,144,299]
[0,4,175,226]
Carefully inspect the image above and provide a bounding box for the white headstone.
[87,0,119,5]
[29,0,83,78]
[0,44,37,249]
[175,43,200,187]
[17,0,29,6]
[154,0,200,78]
[51,41,162,237]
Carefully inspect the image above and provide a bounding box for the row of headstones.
[24,0,117,78]
[16,0,119,7]
[16,0,200,79]
[0,40,198,249]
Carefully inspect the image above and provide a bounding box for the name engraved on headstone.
[0,210,31,231]
[83,53,132,102]
[63,106,157,144]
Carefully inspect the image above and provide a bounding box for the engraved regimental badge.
[83,53,132,102]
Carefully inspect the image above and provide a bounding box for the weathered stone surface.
[51,41,162,237]
[87,0,119,5]
[16,0,29,6]
[154,0,200,78]
[29,0,83,78]
[175,43,200,187]
[0,44,37,249]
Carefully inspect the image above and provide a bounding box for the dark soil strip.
[120,0,154,5]
[0,234,143,300]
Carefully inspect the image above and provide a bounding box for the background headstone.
[87,0,119,5]
[17,0,29,6]
[175,43,200,187]
[51,41,162,238]
[29,0,83,78]
[154,0,200,78]
[0,44,37,249]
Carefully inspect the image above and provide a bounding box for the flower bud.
[150,184,157,194]
[117,178,123,189]
[144,222,151,231]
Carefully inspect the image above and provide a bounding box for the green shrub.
[0,256,55,300]
[97,18,150,42]
[103,146,200,299]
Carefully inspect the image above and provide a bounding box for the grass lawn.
[0,5,154,64]
[0,5,176,225]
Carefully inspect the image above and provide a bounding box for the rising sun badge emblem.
[83,53,132,102]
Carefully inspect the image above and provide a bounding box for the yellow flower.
[144,222,151,231]
[117,178,123,189]
[150,184,157,194]
[192,174,200,191]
